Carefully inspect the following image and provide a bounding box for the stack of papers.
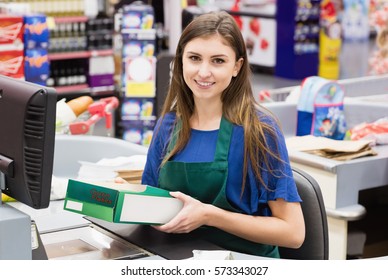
[77,155,147,182]
[286,135,377,161]
[116,169,143,184]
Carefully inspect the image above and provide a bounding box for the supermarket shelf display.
[115,1,157,147]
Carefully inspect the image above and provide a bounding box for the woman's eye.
[213,58,225,64]
[189,56,200,61]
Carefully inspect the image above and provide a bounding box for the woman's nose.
[198,62,211,78]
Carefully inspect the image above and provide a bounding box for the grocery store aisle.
[251,38,377,97]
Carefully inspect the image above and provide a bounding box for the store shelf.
[89,85,116,96]
[48,49,113,60]
[90,49,114,57]
[55,83,89,94]
[121,115,157,121]
[53,16,88,24]
[55,84,116,97]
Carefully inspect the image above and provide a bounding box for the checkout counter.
[264,99,388,259]
[6,134,264,260]
[262,75,388,259]
[9,200,232,260]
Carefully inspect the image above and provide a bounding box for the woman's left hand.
[153,191,210,234]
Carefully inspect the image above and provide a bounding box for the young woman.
[141,11,305,258]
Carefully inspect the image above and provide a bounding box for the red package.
[0,15,24,47]
[350,118,388,145]
[0,50,24,79]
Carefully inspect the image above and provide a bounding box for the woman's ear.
[233,58,244,77]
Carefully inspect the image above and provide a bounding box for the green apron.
[158,117,279,258]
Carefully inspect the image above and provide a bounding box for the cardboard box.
[64,180,183,225]
[24,48,49,85]
[121,118,155,147]
[122,29,156,58]
[124,56,156,98]
[121,3,154,29]
[0,15,24,47]
[23,14,49,50]
[0,49,24,79]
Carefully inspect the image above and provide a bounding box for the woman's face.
[182,34,242,103]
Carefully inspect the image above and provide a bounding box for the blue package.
[24,48,49,86]
[121,2,154,29]
[121,119,155,147]
[24,14,49,49]
[121,98,155,119]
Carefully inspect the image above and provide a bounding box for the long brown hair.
[160,11,283,193]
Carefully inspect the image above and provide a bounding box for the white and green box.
[64,179,183,225]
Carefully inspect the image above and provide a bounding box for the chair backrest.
[279,167,329,260]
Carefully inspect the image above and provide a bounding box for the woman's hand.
[153,191,211,234]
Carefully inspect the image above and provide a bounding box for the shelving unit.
[275,0,321,79]
[48,49,113,60]
[46,15,116,97]
[198,0,321,78]
[48,49,115,97]
[115,2,157,147]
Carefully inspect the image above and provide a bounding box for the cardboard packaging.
[0,15,24,79]
[122,29,156,58]
[23,14,49,50]
[0,49,24,79]
[24,48,49,85]
[121,3,154,30]
[121,118,155,147]
[124,56,156,98]
[0,15,24,48]
[64,179,183,225]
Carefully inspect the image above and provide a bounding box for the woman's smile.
[195,80,215,89]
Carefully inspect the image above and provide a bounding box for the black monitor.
[0,75,56,209]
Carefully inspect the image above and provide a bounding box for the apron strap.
[166,119,180,155]
[214,117,233,162]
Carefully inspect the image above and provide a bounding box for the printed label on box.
[125,56,156,97]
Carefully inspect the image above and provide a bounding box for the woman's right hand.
[153,191,211,234]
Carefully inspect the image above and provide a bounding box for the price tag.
[46,17,56,30]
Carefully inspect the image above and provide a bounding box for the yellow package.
[1,193,16,202]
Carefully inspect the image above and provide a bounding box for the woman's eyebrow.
[185,51,228,58]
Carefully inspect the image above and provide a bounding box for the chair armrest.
[325,204,366,221]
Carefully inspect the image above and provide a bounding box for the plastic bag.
[348,117,388,145]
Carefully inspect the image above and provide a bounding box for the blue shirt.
[142,112,301,216]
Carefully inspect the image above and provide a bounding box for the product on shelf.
[24,48,49,85]
[46,58,87,88]
[49,20,88,53]
[0,15,25,79]
[121,119,155,147]
[23,14,50,85]
[275,0,321,79]
[117,1,157,147]
[88,55,115,88]
[45,14,115,95]
[121,98,155,120]
[87,16,114,50]
[124,56,156,98]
